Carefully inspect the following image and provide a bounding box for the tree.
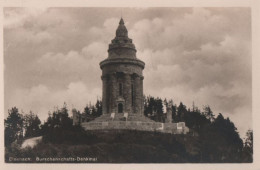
[199,113,243,162]
[155,98,164,122]
[84,105,91,115]
[95,99,102,117]
[245,129,253,150]
[182,109,210,131]
[4,107,24,146]
[59,103,73,129]
[177,102,187,122]
[82,101,101,122]
[203,105,215,122]
[242,129,253,162]
[144,95,149,116]
[146,96,155,117]
[143,96,164,122]
[163,98,168,109]
[41,103,73,143]
[24,111,41,138]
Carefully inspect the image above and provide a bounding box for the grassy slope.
[6,130,201,163]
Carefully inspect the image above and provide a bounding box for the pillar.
[101,75,107,114]
[124,73,131,113]
[166,107,172,123]
[72,109,80,125]
[140,76,144,115]
[135,76,141,114]
[110,73,117,113]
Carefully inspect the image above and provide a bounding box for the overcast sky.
[4,7,251,138]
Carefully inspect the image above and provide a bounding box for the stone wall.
[108,47,136,59]
[101,62,143,76]
[81,121,189,134]
[101,69,144,115]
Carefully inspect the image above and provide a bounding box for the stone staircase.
[91,114,111,122]
[128,114,155,122]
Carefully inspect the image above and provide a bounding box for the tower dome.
[107,18,136,58]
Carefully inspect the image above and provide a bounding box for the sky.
[3,7,251,138]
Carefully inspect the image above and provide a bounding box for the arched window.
[119,83,123,96]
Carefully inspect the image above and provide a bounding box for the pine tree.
[24,111,41,138]
[4,107,24,146]
[203,105,215,122]
[177,102,187,122]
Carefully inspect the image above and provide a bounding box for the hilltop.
[5,98,253,163]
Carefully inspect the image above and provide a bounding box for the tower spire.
[119,17,124,25]
[116,17,128,37]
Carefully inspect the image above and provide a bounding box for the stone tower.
[100,18,145,115]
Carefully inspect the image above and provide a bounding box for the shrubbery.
[4,97,253,163]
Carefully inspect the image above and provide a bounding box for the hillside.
[5,129,251,163]
[5,103,253,163]
[6,130,200,163]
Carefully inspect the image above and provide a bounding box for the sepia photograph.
[2,6,254,165]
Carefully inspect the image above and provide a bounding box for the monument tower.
[100,18,145,115]
[74,18,189,135]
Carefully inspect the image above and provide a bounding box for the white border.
[0,0,259,170]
